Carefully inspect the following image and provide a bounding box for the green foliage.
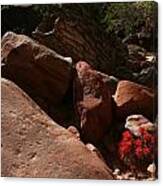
[31,4,61,20]
[103,1,158,37]
[1,2,158,40]
[1,4,106,36]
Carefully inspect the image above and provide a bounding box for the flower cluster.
[118,131,133,160]
[118,128,156,164]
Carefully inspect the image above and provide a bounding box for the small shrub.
[118,128,156,170]
[103,1,158,38]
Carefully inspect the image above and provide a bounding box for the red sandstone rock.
[1,78,114,179]
[74,61,113,144]
[114,80,156,121]
[1,32,72,107]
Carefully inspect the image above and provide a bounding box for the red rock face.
[114,80,156,121]
[74,61,113,144]
[1,32,72,107]
[1,78,114,179]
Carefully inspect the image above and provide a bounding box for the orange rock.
[114,80,156,121]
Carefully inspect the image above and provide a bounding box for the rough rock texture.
[125,115,156,137]
[1,32,72,107]
[32,5,128,75]
[74,61,113,144]
[1,78,114,179]
[67,126,80,140]
[98,72,119,95]
[114,80,156,121]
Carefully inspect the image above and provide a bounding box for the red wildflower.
[143,131,152,142]
[119,140,132,159]
[135,146,143,159]
[150,135,156,145]
[139,127,145,135]
[122,130,132,141]
[143,147,151,156]
[118,129,156,166]
[134,139,142,147]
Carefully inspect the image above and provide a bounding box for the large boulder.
[114,80,157,121]
[1,78,114,179]
[74,61,113,144]
[1,32,72,107]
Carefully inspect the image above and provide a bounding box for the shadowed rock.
[1,31,72,108]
